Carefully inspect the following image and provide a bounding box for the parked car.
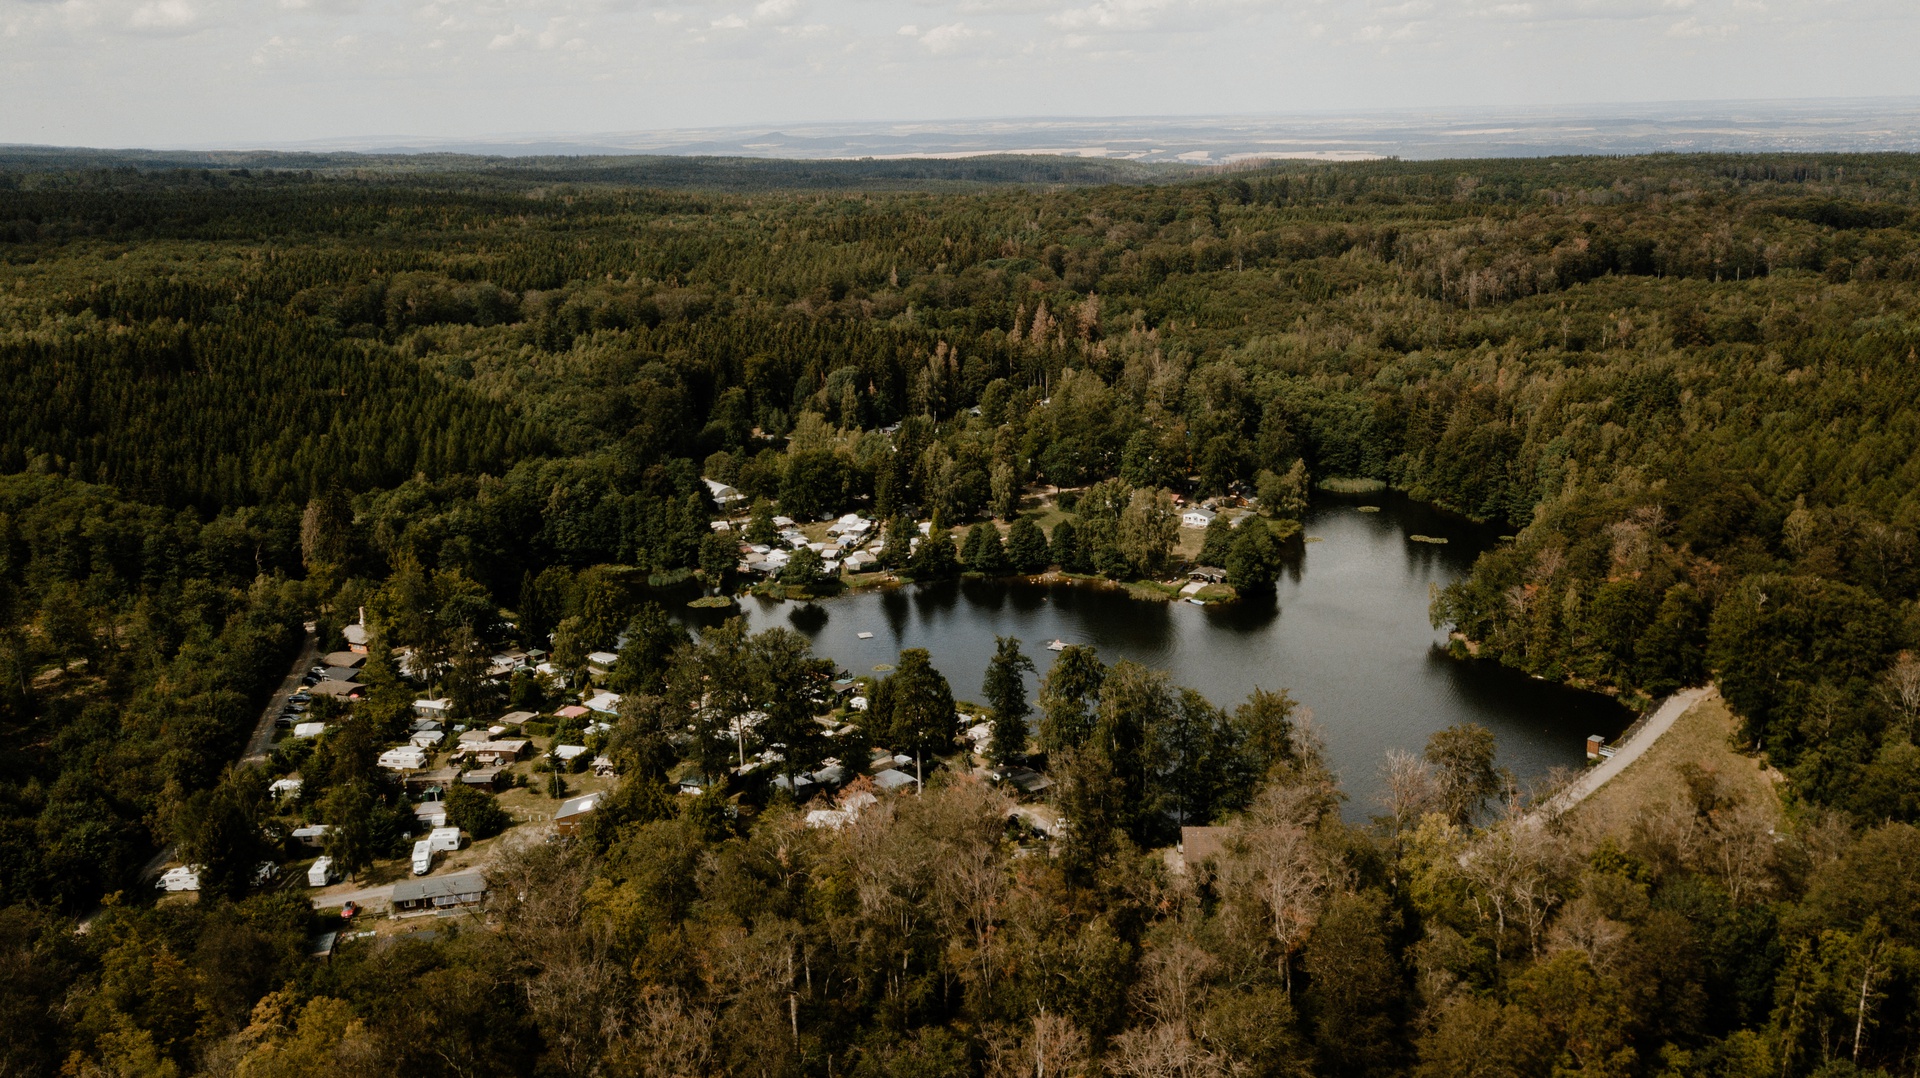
[291,693,312,704]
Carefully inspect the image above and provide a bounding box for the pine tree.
[1006,517,1051,573]
[880,514,916,568]
[609,603,687,695]
[1160,689,1227,827]
[963,522,1008,574]
[1039,645,1106,755]
[1049,519,1087,573]
[880,648,954,788]
[749,627,835,791]
[982,636,1035,765]
[961,521,988,567]
[321,782,376,882]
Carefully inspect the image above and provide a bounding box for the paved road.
[244,629,320,764]
[1531,685,1713,823]
[321,881,401,911]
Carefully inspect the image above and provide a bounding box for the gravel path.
[1531,686,1713,823]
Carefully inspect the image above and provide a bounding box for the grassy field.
[1563,689,1783,839]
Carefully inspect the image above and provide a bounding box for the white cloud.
[0,0,1916,146]
[1048,0,1180,33]
[1667,15,1735,35]
[279,0,364,14]
[128,0,196,29]
[906,19,979,51]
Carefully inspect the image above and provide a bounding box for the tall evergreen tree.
[1232,687,1299,781]
[608,603,687,695]
[1160,689,1229,828]
[879,648,954,788]
[1006,517,1051,573]
[962,522,1009,574]
[1086,660,1174,844]
[982,636,1036,766]
[320,782,376,883]
[1049,519,1088,574]
[880,513,917,569]
[749,627,836,791]
[1039,644,1106,755]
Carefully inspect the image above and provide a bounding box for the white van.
[427,827,464,854]
[411,838,433,876]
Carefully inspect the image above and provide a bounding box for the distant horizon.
[10,96,1920,165]
[6,0,1915,149]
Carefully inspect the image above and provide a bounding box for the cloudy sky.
[2,0,1915,148]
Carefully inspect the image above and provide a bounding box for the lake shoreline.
[744,566,1243,607]
[681,493,1632,815]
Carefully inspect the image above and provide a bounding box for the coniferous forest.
[5,152,1920,1078]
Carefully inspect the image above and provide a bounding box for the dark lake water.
[683,493,1631,815]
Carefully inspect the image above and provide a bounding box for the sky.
[2,0,1917,149]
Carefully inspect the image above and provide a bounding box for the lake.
[685,492,1632,815]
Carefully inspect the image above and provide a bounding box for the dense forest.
[4,151,1920,1078]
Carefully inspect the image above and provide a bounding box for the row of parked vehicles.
[272,667,324,729]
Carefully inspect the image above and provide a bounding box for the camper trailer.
[427,827,464,853]
[307,856,337,887]
[411,839,434,876]
[157,866,201,892]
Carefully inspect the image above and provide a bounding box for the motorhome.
[411,838,434,876]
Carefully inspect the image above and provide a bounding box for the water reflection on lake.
[682,493,1630,815]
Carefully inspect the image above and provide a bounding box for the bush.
[445,783,512,839]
